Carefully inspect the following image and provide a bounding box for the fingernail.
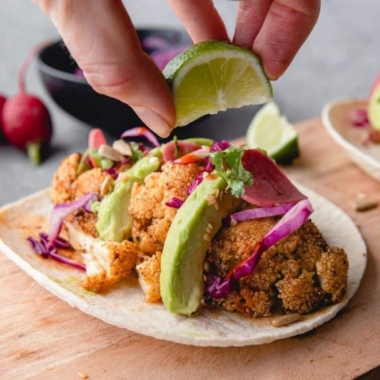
[133,107,172,138]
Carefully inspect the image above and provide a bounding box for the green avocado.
[183,138,214,146]
[160,176,240,315]
[96,149,162,242]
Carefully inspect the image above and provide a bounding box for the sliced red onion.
[348,109,369,128]
[121,127,160,147]
[206,199,313,299]
[49,193,98,244]
[225,204,295,226]
[165,197,184,209]
[163,141,200,162]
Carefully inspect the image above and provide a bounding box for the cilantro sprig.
[208,147,253,198]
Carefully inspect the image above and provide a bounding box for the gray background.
[0,0,379,205]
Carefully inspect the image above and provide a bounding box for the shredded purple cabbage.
[225,203,295,226]
[27,234,85,271]
[49,193,98,244]
[165,197,184,209]
[205,199,313,299]
[188,171,206,195]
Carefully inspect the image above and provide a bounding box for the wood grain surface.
[1,118,380,380]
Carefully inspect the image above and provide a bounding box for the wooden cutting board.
[1,118,380,380]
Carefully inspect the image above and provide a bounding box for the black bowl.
[37,29,194,138]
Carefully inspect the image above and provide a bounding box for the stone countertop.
[1,0,379,205]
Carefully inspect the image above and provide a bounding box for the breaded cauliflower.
[51,153,81,204]
[129,162,202,255]
[66,222,138,292]
[136,252,162,303]
[205,218,349,317]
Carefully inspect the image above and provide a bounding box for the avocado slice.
[96,149,162,242]
[160,176,240,315]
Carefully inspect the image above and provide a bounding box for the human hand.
[168,0,321,80]
[34,0,320,137]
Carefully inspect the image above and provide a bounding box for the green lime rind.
[270,135,300,165]
[163,41,273,98]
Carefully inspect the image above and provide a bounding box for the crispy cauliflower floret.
[276,271,325,314]
[51,153,81,204]
[66,168,114,238]
[316,247,348,303]
[129,162,202,255]
[206,218,349,317]
[66,223,138,292]
[136,252,162,303]
[72,168,112,200]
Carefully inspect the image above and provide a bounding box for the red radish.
[88,128,107,168]
[0,94,7,140]
[1,43,53,165]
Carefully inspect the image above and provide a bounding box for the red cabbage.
[225,203,295,226]
[165,197,184,209]
[49,193,98,244]
[206,199,313,298]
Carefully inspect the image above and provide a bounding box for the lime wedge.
[246,102,299,164]
[369,86,380,130]
[163,41,273,127]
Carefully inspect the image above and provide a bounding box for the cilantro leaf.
[209,147,253,198]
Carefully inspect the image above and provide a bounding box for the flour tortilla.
[0,185,366,347]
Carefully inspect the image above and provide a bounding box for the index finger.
[167,0,229,43]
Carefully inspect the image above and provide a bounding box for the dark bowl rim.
[37,27,190,85]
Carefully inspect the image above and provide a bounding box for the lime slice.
[246,102,299,164]
[369,86,380,130]
[163,41,273,127]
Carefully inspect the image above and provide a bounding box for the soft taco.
[0,127,366,346]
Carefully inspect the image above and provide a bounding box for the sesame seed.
[215,201,219,210]
[215,189,219,198]
[207,198,216,206]
[205,194,215,201]
[230,216,237,226]
[79,373,88,379]
[208,223,213,231]
[204,233,211,241]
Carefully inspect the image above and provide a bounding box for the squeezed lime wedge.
[246,102,299,164]
[163,41,273,127]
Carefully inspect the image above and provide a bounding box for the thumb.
[34,0,175,137]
